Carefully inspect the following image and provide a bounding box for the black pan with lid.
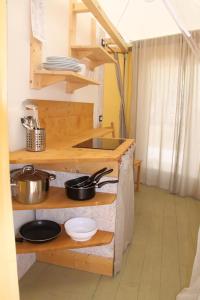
[65,178,118,200]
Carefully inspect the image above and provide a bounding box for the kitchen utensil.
[16,220,61,243]
[26,128,46,152]
[26,115,37,130]
[10,165,56,204]
[25,104,40,129]
[71,167,108,188]
[64,217,97,241]
[64,178,118,200]
[21,117,33,130]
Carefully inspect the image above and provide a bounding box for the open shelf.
[16,228,114,254]
[12,187,116,210]
[71,45,117,70]
[30,36,101,93]
[32,69,100,93]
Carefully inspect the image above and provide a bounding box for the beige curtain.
[129,32,200,199]
[177,227,200,300]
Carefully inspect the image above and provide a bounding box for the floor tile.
[19,186,199,300]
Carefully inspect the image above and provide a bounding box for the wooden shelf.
[71,45,117,70]
[16,228,114,254]
[32,69,100,93]
[12,187,116,210]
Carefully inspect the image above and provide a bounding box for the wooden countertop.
[10,128,135,164]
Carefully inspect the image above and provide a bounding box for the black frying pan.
[65,179,118,200]
[16,220,61,244]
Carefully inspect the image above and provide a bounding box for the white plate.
[46,56,79,63]
[43,64,80,68]
[43,62,79,65]
[43,67,81,71]
[43,61,80,65]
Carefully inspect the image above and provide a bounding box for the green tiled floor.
[19,186,200,300]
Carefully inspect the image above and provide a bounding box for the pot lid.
[11,165,48,181]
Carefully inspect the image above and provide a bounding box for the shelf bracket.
[30,36,42,88]
[73,2,89,13]
[66,82,89,93]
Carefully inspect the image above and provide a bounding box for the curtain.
[177,227,200,300]
[129,32,200,199]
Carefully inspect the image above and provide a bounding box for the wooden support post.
[68,0,77,56]
[0,1,20,298]
[82,0,128,53]
[90,17,97,45]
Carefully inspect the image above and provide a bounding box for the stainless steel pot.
[10,165,56,204]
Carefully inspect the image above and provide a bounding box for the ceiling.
[99,0,200,42]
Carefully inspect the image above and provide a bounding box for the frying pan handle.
[97,180,118,188]
[49,174,56,181]
[15,237,24,243]
[90,168,107,181]
[94,169,114,183]
[72,168,108,188]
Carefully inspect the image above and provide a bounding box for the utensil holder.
[26,128,46,152]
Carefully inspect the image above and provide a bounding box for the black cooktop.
[73,138,125,150]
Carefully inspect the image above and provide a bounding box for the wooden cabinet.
[11,99,134,275]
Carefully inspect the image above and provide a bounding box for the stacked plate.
[42,56,82,72]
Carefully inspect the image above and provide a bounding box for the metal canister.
[26,128,46,152]
[10,165,56,204]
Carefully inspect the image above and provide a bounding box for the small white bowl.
[64,217,97,242]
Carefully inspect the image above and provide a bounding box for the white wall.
[7,0,104,279]
[7,0,103,151]
[100,0,200,42]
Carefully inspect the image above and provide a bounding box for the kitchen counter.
[12,127,135,277]
[10,128,134,164]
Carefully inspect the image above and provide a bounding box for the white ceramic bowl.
[64,217,97,242]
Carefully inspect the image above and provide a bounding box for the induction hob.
[73,138,125,150]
